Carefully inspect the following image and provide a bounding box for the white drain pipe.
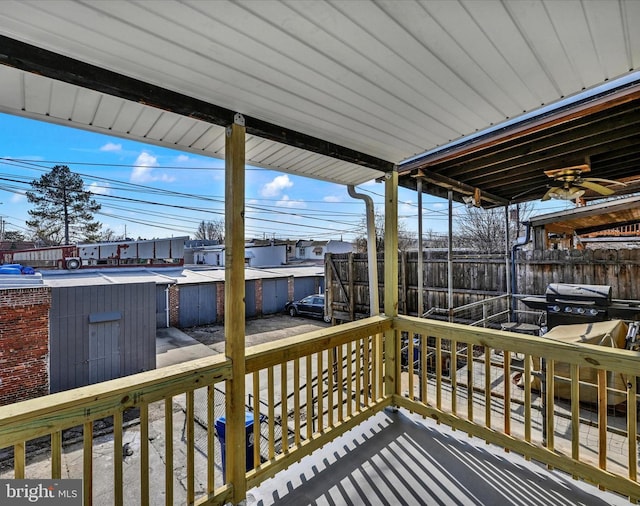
[348,185,379,316]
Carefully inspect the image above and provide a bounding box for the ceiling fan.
[541,164,625,201]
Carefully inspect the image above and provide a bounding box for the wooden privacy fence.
[326,249,640,321]
[514,248,640,299]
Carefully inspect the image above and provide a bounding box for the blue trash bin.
[215,412,259,480]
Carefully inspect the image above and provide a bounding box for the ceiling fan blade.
[583,177,627,186]
[577,180,615,195]
[544,164,590,179]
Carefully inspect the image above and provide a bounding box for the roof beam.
[0,35,394,172]
[446,110,640,181]
[411,169,508,206]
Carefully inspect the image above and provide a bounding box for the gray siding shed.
[49,282,156,393]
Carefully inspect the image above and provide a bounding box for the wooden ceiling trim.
[434,104,640,180]
[399,83,640,173]
[456,122,640,187]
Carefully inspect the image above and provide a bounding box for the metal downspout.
[448,190,453,322]
[165,285,170,328]
[511,221,532,319]
[417,178,424,317]
[347,185,379,316]
[505,205,511,317]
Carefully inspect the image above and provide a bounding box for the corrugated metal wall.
[49,282,156,393]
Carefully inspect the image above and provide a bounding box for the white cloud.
[276,195,306,208]
[323,195,341,203]
[175,154,190,163]
[130,151,175,183]
[261,174,293,197]
[100,142,122,152]
[88,181,111,195]
[400,200,416,215]
[10,192,25,204]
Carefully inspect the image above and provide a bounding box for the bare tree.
[456,203,534,253]
[194,219,225,242]
[355,210,415,252]
[99,228,126,242]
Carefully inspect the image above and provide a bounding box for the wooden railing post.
[225,113,247,503]
[384,170,399,398]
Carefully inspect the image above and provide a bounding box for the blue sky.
[0,112,567,243]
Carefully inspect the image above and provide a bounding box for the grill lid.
[545,283,612,305]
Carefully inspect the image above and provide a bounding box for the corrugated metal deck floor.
[247,409,629,506]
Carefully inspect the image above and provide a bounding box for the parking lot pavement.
[156,326,217,368]
[181,313,331,353]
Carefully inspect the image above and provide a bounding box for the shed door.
[156,285,168,328]
[245,280,257,317]
[179,284,217,327]
[89,321,121,384]
[294,277,319,301]
[262,278,289,314]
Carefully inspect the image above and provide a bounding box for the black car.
[285,294,331,323]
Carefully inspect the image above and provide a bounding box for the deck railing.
[243,315,391,488]
[2,314,640,503]
[0,316,391,505]
[0,355,233,505]
[393,314,640,502]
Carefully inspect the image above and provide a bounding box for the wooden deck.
[247,409,628,505]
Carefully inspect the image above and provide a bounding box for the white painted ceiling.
[1,0,639,186]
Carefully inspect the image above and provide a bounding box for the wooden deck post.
[225,114,247,504]
[384,170,399,397]
[417,177,424,317]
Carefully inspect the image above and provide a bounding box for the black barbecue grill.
[522,283,640,330]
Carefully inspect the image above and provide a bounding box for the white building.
[296,240,354,262]
[190,241,287,268]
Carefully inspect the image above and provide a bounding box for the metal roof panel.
[1,0,639,188]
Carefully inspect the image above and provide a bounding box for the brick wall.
[0,287,51,405]
[216,282,224,322]
[288,276,294,302]
[255,279,263,315]
[168,285,180,327]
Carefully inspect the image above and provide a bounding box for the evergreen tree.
[26,165,102,245]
